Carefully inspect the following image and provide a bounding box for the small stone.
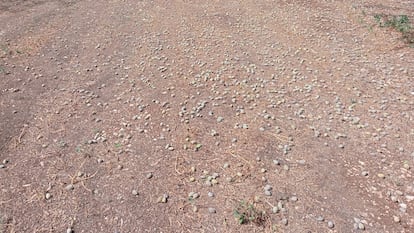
[273,160,280,165]
[399,203,407,212]
[290,196,298,202]
[2,159,8,164]
[45,193,52,200]
[217,116,224,122]
[316,216,324,222]
[377,173,385,179]
[357,222,365,230]
[160,193,169,203]
[65,184,74,191]
[406,195,414,201]
[0,164,5,169]
[281,218,288,225]
[66,227,73,233]
[272,206,279,213]
[276,201,283,210]
[208,191,214,197]
[223,163,229,168]
[264,190,272,196]
[260,168,267,173]
[393,216,401,223]
[132,189,139,196]
[327,221,334,228]
[192,192,199,199]
[189,177,195,182]
[208,207,216,213]
[146,173,153,179]
[361,171,369,176]
[297,160,306,165]
[264,184,272,191]
[193,206,198,212]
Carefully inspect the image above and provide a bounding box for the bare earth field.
[1,0,414,232]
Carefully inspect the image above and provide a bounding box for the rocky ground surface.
[1,0,414,232]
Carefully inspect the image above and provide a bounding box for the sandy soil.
[1,0,414,232]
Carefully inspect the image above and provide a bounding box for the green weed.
[374,14,414,44]
[233,200,267,226]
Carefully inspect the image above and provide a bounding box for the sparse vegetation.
[374,14,414,44]
[233,200,267,226]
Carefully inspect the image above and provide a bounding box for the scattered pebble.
[45,193,52,200]
[158,193,169,203]
[264,184,272,191]
[281,218,288,225]
[290,196,298,202]
[132,189,139,196]
[393,216,401,223]
[146,173,153,179]
[65,184,74,191]
[327,221,334,228]
[208,207,216,213]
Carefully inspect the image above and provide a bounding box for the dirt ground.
[1,0,413,232]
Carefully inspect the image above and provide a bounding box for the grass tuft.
[374,14,414,44]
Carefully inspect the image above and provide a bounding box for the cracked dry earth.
[1,0,414,232]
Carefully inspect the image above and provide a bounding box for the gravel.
[208,207,216,213]
[65,184,74,191]
[45,193,52,200]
